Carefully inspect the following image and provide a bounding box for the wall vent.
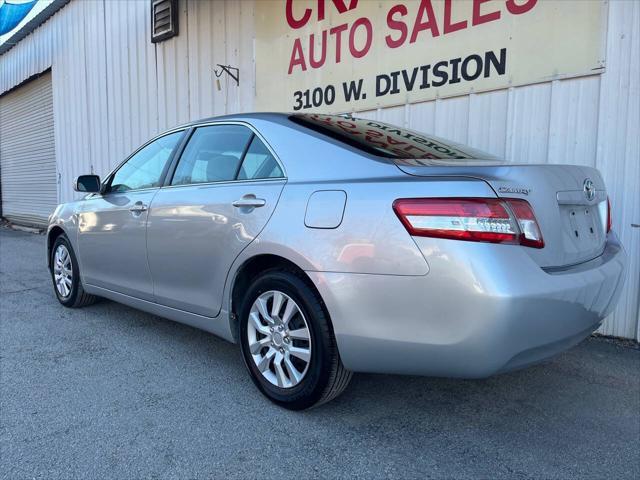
[151,0,178,43]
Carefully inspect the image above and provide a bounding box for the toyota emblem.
[583,178,595,201]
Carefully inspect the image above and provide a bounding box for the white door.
[0,72,57,227]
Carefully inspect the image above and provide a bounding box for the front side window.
[171,125,252,186]
[109,131,183,193]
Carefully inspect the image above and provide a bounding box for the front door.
[146,124,286,317]
[77,130,184,300]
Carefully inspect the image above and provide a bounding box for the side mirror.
[75,175,101,193]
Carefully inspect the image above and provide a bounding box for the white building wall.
[0,0,638,339]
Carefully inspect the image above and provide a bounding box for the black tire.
[239,269,352,410]
[50,234,97,308]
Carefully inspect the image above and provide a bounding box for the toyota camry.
[47,113,627,409]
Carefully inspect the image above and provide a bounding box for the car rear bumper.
[307,232,627,377]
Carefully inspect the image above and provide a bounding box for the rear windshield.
[289,113,499,164]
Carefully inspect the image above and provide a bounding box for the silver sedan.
[47,113,627,409]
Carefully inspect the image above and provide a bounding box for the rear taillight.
[506,199,545,248]
[607,196,612,233]
[393,198,544,248]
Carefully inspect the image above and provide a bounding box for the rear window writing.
[289,113,499,163]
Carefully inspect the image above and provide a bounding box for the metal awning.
[0,0,69,56]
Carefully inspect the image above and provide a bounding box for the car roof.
[172,112,404,182]
[183,112,292,128]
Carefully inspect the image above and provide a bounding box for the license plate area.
[562,205,602,248]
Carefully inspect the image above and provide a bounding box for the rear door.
[146,123,285,317]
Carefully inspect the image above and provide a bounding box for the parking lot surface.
[1,227,639,479]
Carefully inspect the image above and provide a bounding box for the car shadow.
[82,296,622,427]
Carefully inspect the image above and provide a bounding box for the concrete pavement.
[1,227,638,479]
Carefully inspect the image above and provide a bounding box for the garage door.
[0,72,57,227]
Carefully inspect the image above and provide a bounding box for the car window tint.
[237,137,283,180]
[289,113,500,162]
[171,125,253,186]
[109,131,183,193]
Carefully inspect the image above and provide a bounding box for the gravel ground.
[1,227,638,479]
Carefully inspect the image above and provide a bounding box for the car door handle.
[129,202,148,213]
[233,196,266,208]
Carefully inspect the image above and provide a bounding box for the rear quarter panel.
[222,174,498,313]
[230,116,499,275]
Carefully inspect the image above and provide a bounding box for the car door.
[77,130,185,300]
[146,123,286,317]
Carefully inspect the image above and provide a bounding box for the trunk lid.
[395,160,608,268]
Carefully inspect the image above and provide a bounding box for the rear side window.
[171,125,252,186]
[237,137,283,180]
[171,124,284,185]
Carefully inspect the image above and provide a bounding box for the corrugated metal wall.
[0,71,57,226]
[0,0,637,339]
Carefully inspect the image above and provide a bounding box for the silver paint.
[77,190,158,301]
[146,179,285,317]
[47,113,628,378]
[247,290,311,388]
[304,190,347,229]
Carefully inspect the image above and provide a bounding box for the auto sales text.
[286,0,536,74]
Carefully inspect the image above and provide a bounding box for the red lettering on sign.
[411,0,440,43]
[329,23,349,63]
[322,0,359,19]
[385,4,408,48]
[309,31,327,68]
[349,17,373,58]
[286,0,359,29]
[284,0,540,74]
[472,0,501,26]
[286,0,311,29]
[444,0,467,34]
[505,0,537,15]
[288,38,307,74]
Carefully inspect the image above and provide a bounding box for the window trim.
[99,127,189,196]
[232,132,256,181]
[161,121,287,189]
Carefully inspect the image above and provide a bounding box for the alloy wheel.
[53,244,73,298]
[247,290,312,388]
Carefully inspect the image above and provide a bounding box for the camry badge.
[498,186,531,195]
